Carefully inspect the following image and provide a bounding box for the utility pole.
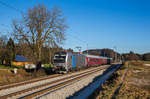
[87,44,88,55]
[76,46,82,54]
[114,46,117,63]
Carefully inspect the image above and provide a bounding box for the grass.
[0,67,47,86]
[0,69,29,85]
[43,64,53,68]
[143,61,150,64]
[0,64,24,69]
[87,65,126,99]
[116,61,150,99]
[0,64,54,85]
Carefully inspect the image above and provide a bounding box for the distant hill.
[122,51,150,61]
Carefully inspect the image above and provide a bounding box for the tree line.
[122,51,150,61]
[0,36,64,65]
[83,49,150,61]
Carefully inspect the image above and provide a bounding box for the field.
[0,65,24,69]
[91,61,150,99]
[0,65,48,86]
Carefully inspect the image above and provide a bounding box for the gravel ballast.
[36,69,106,99]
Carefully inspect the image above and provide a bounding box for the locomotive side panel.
[72,55,76,68]
[74,54,86,69]
[66,54,73,71]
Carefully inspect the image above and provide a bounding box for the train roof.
[84,54,112,59]
[72,54,85,56]
[54,52,112,60]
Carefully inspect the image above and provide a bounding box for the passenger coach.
[85,55,108,66]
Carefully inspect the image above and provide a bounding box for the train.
[53,52,112,73]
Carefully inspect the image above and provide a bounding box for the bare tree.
[12,5,67,63]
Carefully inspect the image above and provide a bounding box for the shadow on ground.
[67,64,121,99]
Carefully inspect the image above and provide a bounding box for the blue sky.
[0,0,150,54]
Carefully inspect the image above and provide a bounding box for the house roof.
[15,55,30,62]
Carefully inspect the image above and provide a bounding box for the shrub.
[43,64,53,68]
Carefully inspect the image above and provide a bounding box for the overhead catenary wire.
[0,1,97,51]
[66,33,89,51]
[0,1,86,44]
[0,24,11,36]
[67,33,87,44]
[0,0,24,14]
[0,0,24,36]
[66,28,100,50]
[67,32,99,51]
[0,1,84,45]
[67,35,86,46]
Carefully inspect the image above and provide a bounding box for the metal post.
[114,46,117,63]
[104,51,105,57]
[87,44,88,55]
[76,46,82,54]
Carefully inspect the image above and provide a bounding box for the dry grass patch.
[127,61,150,92]
[115,61,150,99]
[94,61,150,99]
[0,69,29,85]
[116,82,150,99]
[88,65,126,99]
[0,68,47,86]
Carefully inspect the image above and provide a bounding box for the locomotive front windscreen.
[53,52,66,63]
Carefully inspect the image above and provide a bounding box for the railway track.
[0,65,109,99]
[0,68,91,91]
[0,74,61,91]
[0,66,108,91]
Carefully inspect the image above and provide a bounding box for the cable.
[0,1,98,51]
[67,34,87,45]
[67,33,87,44]
[66,32,100,51]
[0,1,23,14]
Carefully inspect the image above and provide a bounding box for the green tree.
[6,38,16,65]
[0,35,8,64]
